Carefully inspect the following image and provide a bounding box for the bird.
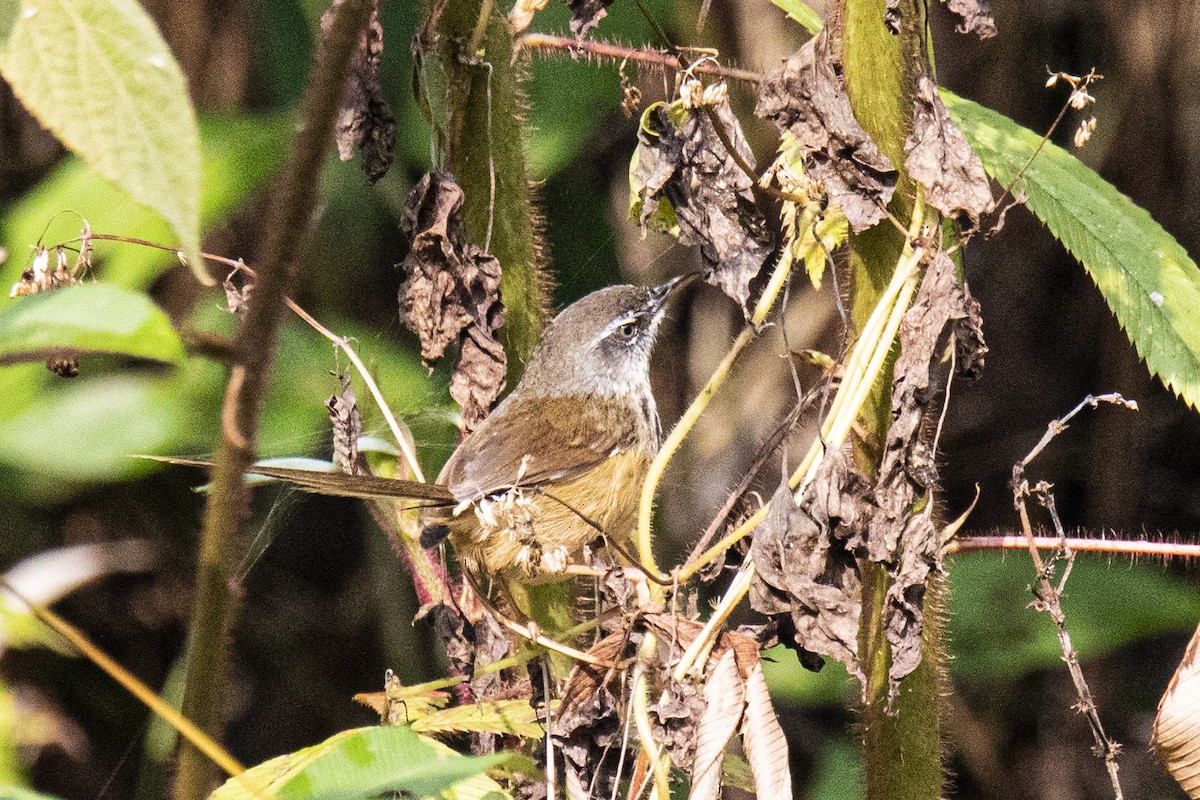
[200,276,690,582]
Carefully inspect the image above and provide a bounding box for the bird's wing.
[441,394,649,503]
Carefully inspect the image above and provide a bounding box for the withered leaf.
[323,0,396,182]
[554,632,638,800]
[327,373,365,475]
[467,611,513,707]
[748,459,867,685]
[871,250,981,699]
[631,80,774,313]
[756,31,897,231]
[223,269,252,316]
[399,172,507,430]
[740,659,792,800]
[650,677,707,770]
[565,0,614,38]
[1154,622,1200,800]
[904,77,993,220]
[885,0,900,34]
[415,601,476,683]
[943,0,997,39]
[450,320,507,434]
[690,648,742,800]
[954,277,987,379]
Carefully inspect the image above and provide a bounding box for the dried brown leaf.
[748,457,867,685]
[467,611,514,703]
[415,602,476,682]
[323,0,395,182]
[689,648,743,800]
[566,0,614,38]
[450,320,507,433]
[399,172,507,430]
[871,250,981,698]
[554,631,638,800]
[327,373,365,474]
[740,660,792,800]
[755,31,896,231]
[943,0,997,38]
[1154,622,1200,799]
[631,81,774,313]
[904,77,993,220]
[954,278,987,379]
[651,677,707,770]
[890,0,994,37]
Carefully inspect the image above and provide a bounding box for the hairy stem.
[840,0,947,797]
[172,3,371,798]
[421,0,547,381]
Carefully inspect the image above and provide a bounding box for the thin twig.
[1010,392,1135,800]
[948,534,1200,558]
[517,33,763,84]
[284,299,427,482]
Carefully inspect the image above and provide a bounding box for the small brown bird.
[213,277,689,580]
[421,277,686,577]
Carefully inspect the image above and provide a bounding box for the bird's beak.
[647,272,700,313]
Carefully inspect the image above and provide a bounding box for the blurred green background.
[0,0,1198,798]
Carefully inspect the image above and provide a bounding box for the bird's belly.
[447,450,651,578]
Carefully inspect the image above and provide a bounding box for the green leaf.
[770,0,823,34]
[209,725,510,800]
[0,373,188,487]
[944,90,1200,409]
[947,552,1200,679]
[411,699,544,739]
[0,114,287,293]
[0,787,67,800]
[0,283,183,367]
[0,0,203,280]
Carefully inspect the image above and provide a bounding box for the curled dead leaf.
[755,31,896,232]
[566,0,615,38]
[1154,622,1200,799]
[905,77,994,220]
[871,251,983,699]
[943,0,997,38]
[748,456,868,685]
[630,79,774,314]
[689,648,743,800]
[323,0,395,182]
[554,631,638,800]
[741,659,792,800]
[399,172,507,430]
[328,373,365,475]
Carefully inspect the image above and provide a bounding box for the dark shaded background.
[0,0,1197,798]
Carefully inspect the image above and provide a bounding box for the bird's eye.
[617,321,638,339]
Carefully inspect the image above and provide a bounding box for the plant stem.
[172,3,371,798]
[840,0,947,797]
[422,0,547,382]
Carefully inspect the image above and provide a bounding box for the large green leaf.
[209,725,510,800]
[0,283,183,367]
[944,90,1200,409]
[0,0,203,279]
[0,114,288,294]
[0,373,187,488]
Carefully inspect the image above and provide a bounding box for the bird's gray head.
[515,276,689,400]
